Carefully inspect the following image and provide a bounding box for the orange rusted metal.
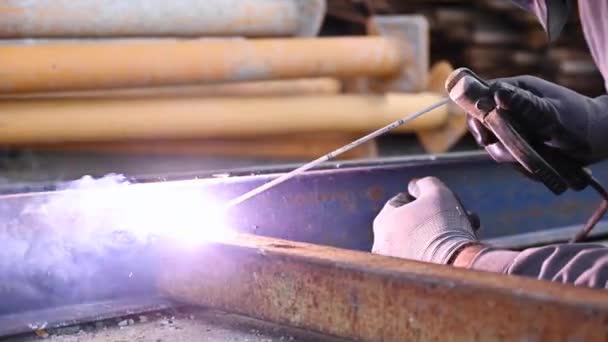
[0,93,447,144]
[0,37,404,93]
[158,233,608,341]
[0,78,342,100]
[0,0,325,38]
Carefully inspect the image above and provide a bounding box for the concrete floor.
[6,307,345,342]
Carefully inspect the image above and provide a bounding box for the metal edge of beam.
[136,151,493,183]
[157,233,608,341]
[483,221,608,249]
[0,151,491,195]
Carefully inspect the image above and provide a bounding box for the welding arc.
[225,97,450,208]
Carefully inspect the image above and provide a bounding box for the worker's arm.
[454,243,608,288]
[372,177,608,289]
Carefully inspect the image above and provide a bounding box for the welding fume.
[0,174,230,314]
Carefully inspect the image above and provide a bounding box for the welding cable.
[570,176,608,243]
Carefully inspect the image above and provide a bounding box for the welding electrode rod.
[226,98,450,208]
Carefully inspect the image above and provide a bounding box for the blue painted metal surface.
[1,151,606,252]
[170,151,608,251]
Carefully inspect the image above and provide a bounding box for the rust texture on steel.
[158,233,608,341]
[0,0,325,38]
[0,37,404,93]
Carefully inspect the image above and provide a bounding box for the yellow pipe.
[0,93,447,144]
[0,78,342,100]
[0,0,325,38]
[0,37,404,93]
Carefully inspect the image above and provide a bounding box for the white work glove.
[372,177,479,264]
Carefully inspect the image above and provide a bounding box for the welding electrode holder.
[445,67,608,242]
[445,68,590,195]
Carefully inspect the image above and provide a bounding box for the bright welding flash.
[165,193,234,247]
[96,181,235,247]
[143,185,234,247]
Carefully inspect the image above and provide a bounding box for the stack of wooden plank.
[326,0,605,97]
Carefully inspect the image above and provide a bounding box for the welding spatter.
[225,98,450,208]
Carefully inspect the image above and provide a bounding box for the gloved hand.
[467,75,608,166]
[371,177,479,264]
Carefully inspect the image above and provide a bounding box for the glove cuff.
[405,210,477,265]
[424,233,477,265]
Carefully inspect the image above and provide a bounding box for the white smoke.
[0,173,227,314]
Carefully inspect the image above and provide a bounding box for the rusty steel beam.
[0,0,325,38]
[0,93,447,144]
[158,233,608,341]
[0,37,404,93]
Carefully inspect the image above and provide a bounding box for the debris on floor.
[4,307,345,342]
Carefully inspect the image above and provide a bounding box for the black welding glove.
[468,75,608,167]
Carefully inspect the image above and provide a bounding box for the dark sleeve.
[469,243,608,289]
[588,96,608,161]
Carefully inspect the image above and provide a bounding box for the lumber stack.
[327,0,605,97]
[0,0,463,160]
